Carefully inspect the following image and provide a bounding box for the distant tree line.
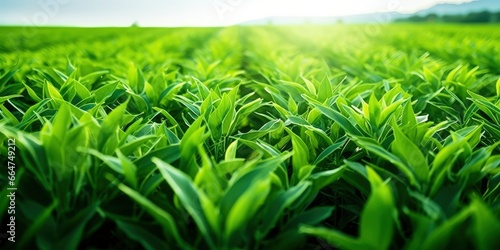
[395,11,500,23]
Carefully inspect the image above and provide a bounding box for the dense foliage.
[1,24,500,249]
[396,11,500,23]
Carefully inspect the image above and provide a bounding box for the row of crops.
[1,24,500,249]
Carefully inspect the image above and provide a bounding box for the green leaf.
[225,178,271,241]
[496,77,500,97]
[45,80,64,101]
[99,100,129,152]
[193,77,210,99]
[420,205,472,249]
[0,68,19,88]
[458,146,492,180]
[22,82,43,102]
[468,91,500,123]
[0,94,23,104]
[116,149,138,188]
[285,128,310,184]
[153,158,217,249]
[221,153,291,217]
[354,137,418,188]
[472,197,500,250]
[128,63,146,94]
[118,135,156,156]
[160,82,185,105]
[81,70,108,86]
[258,181,312,239]
[303,95,363,136]
[430,139,467,196]
[359,172,395,250]
[74,80,91,99]
[18,200,58,249]
[402,101,417,129]
[368,93,381,126]
[313,136,348,165]
[301,75,317,96]
[116,179,188,248]
[93,82,118,102]
[0,104,19,125]
[309,166,346,193]
[180,117,208,176]
[233,97,262,130]
[300,226,365,250]
[391,122,429,185]
[286,116,333,145]
[40,104,72,175]
[288,96,298,114]
[379,98,405,126]
[134,144,180,177]
[317,77,333,103]
[87,149,122,173]
[225,140,238,160]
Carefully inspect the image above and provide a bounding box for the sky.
[0,0,474,27]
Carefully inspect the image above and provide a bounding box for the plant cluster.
[1,25,499,249]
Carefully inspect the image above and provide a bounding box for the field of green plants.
[1,24,500,249]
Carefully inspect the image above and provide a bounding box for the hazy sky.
[0,0,473,26]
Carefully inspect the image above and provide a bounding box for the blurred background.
[0,0,499,27]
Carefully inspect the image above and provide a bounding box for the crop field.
[1,24,500,249]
